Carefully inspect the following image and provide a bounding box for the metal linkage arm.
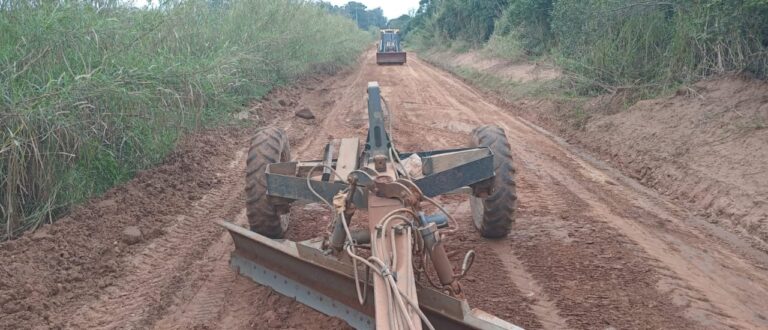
[265,162,368,207]
[396,147,496,197]
[365,82,392,158]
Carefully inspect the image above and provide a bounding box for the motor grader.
[220,82,520,329]
[377,29,407,65]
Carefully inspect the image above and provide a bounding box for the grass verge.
[0,0,370,239]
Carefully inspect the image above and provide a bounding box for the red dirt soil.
[2,50,768,330]
[576,77,768,248]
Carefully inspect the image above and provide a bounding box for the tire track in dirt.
[61,150,247,329]
[403,54,768,329]
[446,198,569,330]
[381,55,725,328]
[150,209,248,329]
[491,95,768,329]
[489,242,569,330]
[143,64,373,330]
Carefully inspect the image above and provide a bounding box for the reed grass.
[0,0,369,239]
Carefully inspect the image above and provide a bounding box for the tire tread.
[246,127,291,238]
[470,125,517,238]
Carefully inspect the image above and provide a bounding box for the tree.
[406,0,507,44]
[315,1,387,30]
[388,14,412,30]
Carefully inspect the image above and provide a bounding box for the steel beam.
[219,221,523,330]
[265,145,493,209]
[265,169,367,207]
[414,153,494,197]
[366,82,391,157]
[336,138,360,180]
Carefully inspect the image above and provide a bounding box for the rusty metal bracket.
[369,175,422,209]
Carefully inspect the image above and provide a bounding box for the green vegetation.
[489,0,554,58]
[446,65,565,101]
[0,0,369,239]
[407,0,506,50]
[407,0,768,93]
[387,15,413,31]
[318,1,388,31]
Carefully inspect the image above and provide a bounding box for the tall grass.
[408,0,768,93]
[490,0,554,58]
[0,0,370,239]
[552,0,768,93]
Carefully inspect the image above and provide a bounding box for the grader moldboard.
[219,82,521,329]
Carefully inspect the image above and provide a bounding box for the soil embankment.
[423,50,768,251]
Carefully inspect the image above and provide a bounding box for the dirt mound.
[0,128,246,329]
[576,76,768,247]
[426,50,560,83]
[0,69,347,329]
[425,49,768,250]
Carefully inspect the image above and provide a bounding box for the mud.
[2,50,768,330]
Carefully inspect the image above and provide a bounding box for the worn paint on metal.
[219,221,524,330]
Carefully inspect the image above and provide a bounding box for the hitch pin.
[459,250,476,279]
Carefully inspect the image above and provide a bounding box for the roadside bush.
[410,0,768,91]
[493,0,554,56]
[552,0,768,90]
[485,32,526,61]
[0,0,369,238]
[408,0,508,48]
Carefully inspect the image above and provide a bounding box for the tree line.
[317,1,387,31]
[406,0,768,90]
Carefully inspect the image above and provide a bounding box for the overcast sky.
[326,0,419,19]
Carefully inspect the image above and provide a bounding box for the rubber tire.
[469,125,517,238]
[246,127,291,238]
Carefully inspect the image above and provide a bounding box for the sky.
[327,0,419,19]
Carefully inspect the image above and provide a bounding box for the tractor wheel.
[469,125,517,238]
[246,127,291,238]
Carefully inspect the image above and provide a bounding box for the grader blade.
[377,29,406,65]
[219,221,522,330]
[376,52,407,65]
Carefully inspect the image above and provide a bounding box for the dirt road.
[3,50,768,330]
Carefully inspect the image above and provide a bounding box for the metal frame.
[221,82,521,330]
[264,147,493,206]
